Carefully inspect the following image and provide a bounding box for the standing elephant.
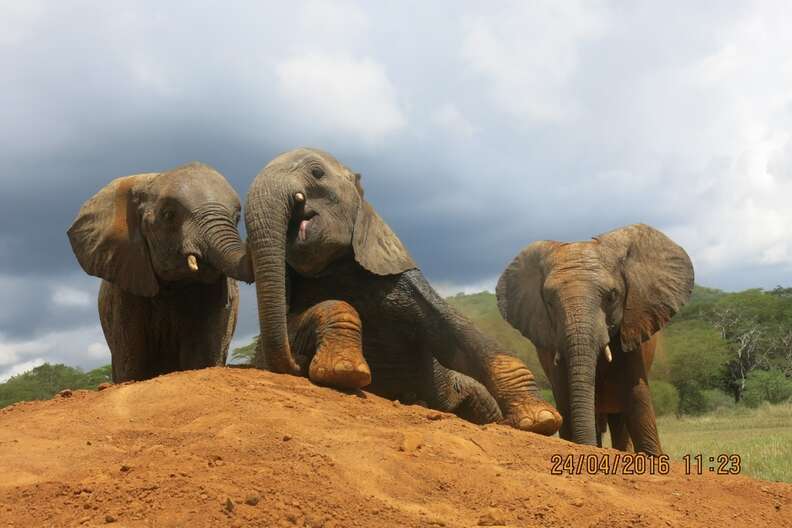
[496,224,693,454]
[244,147,561,434]
[68,162,253,382]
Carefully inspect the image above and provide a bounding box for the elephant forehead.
[265,148,351,175]
[550,242,602,268]
[157,165,240,208]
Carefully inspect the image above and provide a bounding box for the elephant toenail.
[356,363,370,374]
[537,410,556,424]
[518,417,535,430]
[335,360,354,372]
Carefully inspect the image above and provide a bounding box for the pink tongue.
[299,219,309,241]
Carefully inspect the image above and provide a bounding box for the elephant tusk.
[187,254,199,272]
[294,192,305,204]
[603,344,612,363]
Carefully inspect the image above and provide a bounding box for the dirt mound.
[0,368,789,527]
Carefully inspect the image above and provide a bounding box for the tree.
[230,337,258,364]
[742,369,792,407]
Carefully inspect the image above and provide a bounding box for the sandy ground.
[0,367,789,527]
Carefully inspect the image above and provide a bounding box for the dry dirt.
[0,368,789,528]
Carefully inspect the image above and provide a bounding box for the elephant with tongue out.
[243,147,561,435]
[68,162,253,382]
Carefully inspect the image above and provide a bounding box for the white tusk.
[294,192,305,203]
[603,344,612,363]
[187,255,199,272]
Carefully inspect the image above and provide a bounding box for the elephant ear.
[67,173,160,297]
[496,241,560,350]
[351,175,417,276]
[597,224,694,351]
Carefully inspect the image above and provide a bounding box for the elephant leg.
[99,281,153,382]
[596,413,607,448]
[607,413,633,452]
[177,279,238,371]
[488,354,562,435]
[288,300,371,389]
[623,350,662,455]
[425,358,502,424]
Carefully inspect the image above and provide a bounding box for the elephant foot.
[308,342,371,390]
[487,354,562,435]
[500,397,562,435]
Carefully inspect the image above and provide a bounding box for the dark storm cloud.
[1,1,791,373]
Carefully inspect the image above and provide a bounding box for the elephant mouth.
[290,209,318,244]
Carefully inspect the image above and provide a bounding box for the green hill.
[445,291,549,388]
[0,364,111,408]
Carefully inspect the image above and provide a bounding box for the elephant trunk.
[565,324,598,446]
[193,203,253,283]
[245,181,302,374]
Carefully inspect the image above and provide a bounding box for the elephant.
[67,162,253,382]
[496,224,693,454]
[243,147,561,434]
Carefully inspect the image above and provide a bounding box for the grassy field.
[600,403,792,483]
[656,403,792,483]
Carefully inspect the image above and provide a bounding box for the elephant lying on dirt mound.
[68,162,253,382]
[244,147,561,434]
[497,224,693,454]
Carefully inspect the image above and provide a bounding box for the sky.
[1,1,792,381]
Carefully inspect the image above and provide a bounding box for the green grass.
[654,403,792,483]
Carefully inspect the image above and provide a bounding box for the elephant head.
[496,224,693,445]
[245,147,415,374]
[68,162,253,296]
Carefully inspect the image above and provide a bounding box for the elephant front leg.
[487,354,563,435]
[623,350,662,455]
[289,300,371,389]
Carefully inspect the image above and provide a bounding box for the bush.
[0,363,111,408]
[701,388,734,412]
[651,380,679,416]
[676,380,708,415]
[742,369,792,407]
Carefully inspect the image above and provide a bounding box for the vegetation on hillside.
[0,363,111,408]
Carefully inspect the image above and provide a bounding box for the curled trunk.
[194,203,253,283]
[246,184,301,374]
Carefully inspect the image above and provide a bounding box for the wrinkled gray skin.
[68,162,253,382]
[497,225,694,454]
[244,148,561,433]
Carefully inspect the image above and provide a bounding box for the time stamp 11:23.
[549,453,742,476]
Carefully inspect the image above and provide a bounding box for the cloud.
[432,276,498,298]
[0,358,46,383]
[461,1,603,122]
[275,54,406,144]
[432,103,476,140]
[52,286,93,308]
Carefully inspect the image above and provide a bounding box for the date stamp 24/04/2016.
[550,453,743,476]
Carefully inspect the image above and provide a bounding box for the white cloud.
[51,286,92,308]
[87,342,109,360]
[0,358,45,383]
[0,326,109,373]
[432,276,498,298]
[461,0,604,122]
[0,1,44,47]
[275,53,407,144]
[432,103,475,140]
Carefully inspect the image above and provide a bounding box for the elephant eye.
[161,209,175,222]
[311,167,325,179]
[608,288,619,303]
